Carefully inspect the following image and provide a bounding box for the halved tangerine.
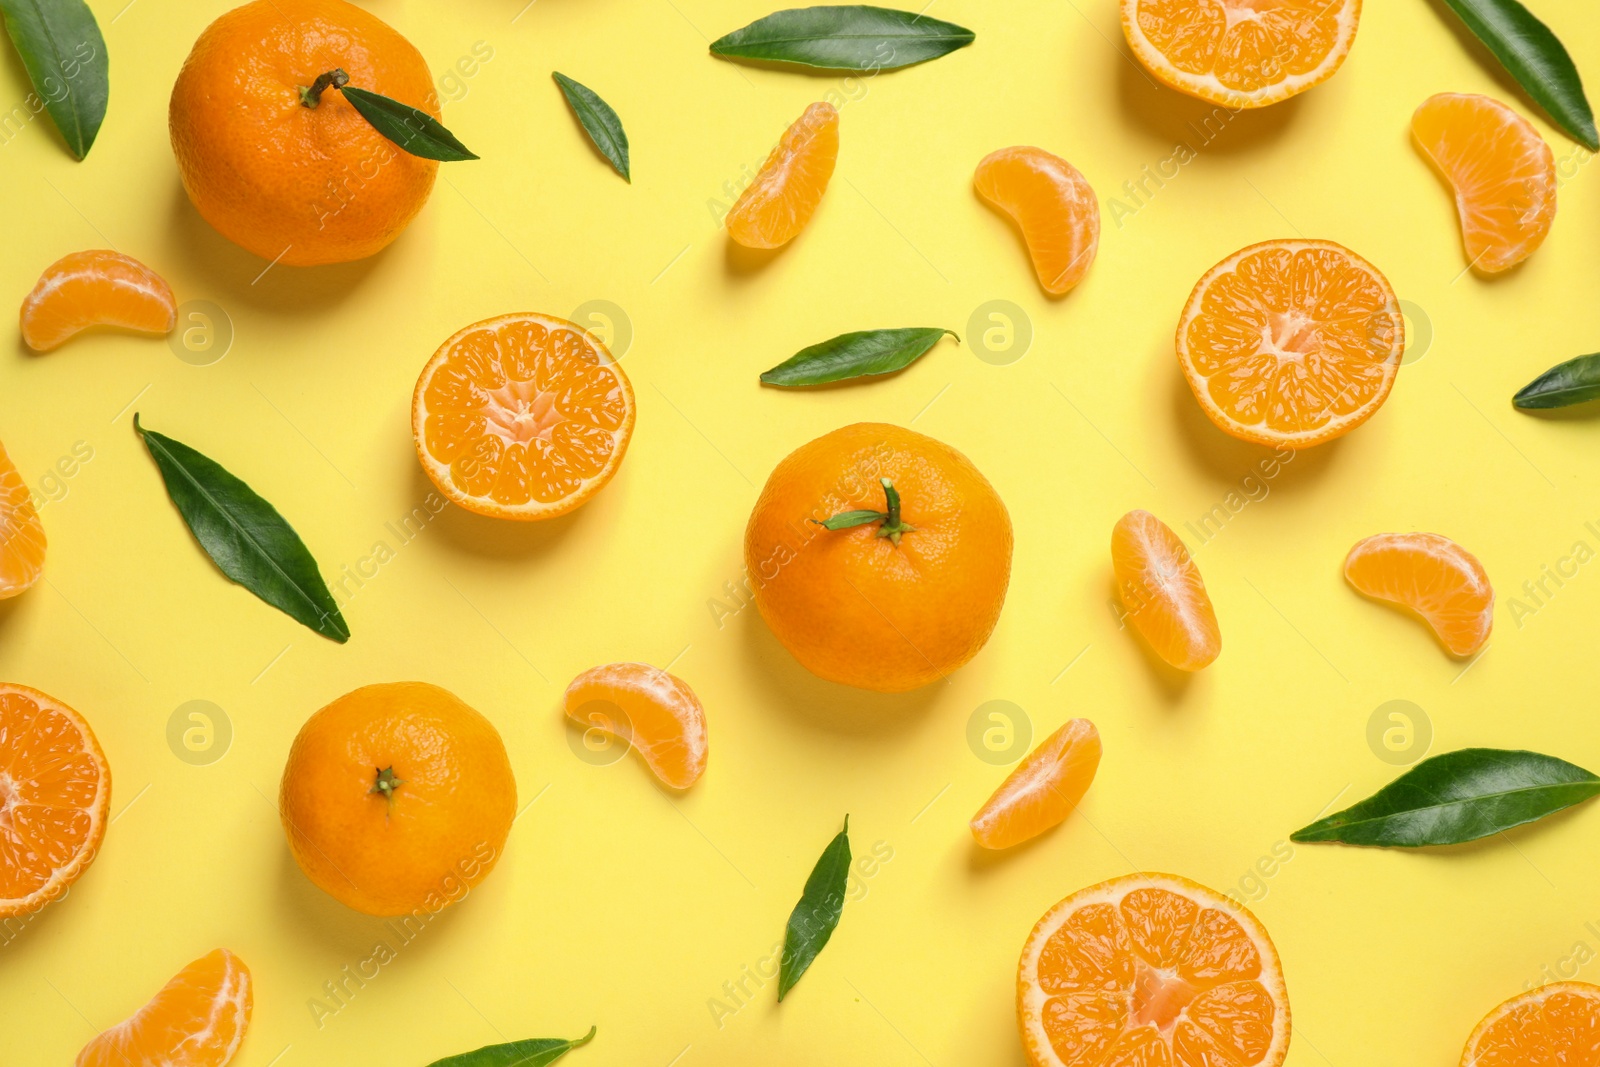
[412,312,635,521]
[975,146,1100,296]
[1460,982,1600,1067]
[1113,510,1220,671]
[20,250,176,352]
[565,663,708,789]
[0,438,46,599]
[77,949,252,1067]
[971,718,1101,850]
[1344,531,1492,657]
[726,101,839,249]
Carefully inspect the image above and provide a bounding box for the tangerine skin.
[279,682,515,917]
[169,0,440,266]
[744,423,1013,693]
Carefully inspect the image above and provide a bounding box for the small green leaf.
[134,415,349,643]
[552,72,629,182]
[711,5,975,72]
[779,815,850,1001]
[340,84,478,161]
[424,1026,596,1067]
[1435,0,1597,149]
[813,509,885,530]
[1513,352,1600,409]
[760,328,956,387]
[1291,748,1600,848]
[0,0,108,159]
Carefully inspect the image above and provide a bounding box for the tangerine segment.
[1461,982,1600,1067]
[975,147,1100,295]
[1412,92,1556,274]
[565,663,709,790]
[412,312,635,521]
[1176,239,1403,449]
[1121,0,1360,108]
[77,949,252,1067]
[1113,510,1220,672]
[726,102,839,249]
[1018,873,1290,1067]
[1344,532,1492,657]
[0,439,46,599]
[20,250,176,352]
[971,718,1101,850]
[0,684,110,918]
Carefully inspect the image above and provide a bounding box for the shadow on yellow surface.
[1115,59,1304,158]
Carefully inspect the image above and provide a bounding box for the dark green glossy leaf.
[424,1026,596,1067]
[1513,352,1600,409]
[779,815,850,1001]
[760,328,956,387]
[0,0,107,159]
[1291,748,1600,847]
[711,5,975,72]
[340,85,478,161]
[552,72,629,182]
[1437,0,1597,149]
[813,509,885,530]
[135,415,349,643]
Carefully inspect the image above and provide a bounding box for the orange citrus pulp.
[1113,510,1220,671]
[77,949,252,1067]
[975,146,1100,296]
[1460,983,1600,1067]
[971,718,1101,850]
[1344,532,1493,657]
[565,663,709,790]
[0,439,46,599]
[20,250,176,352]
[726,101,839,249]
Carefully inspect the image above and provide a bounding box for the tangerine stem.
[299,68,350,108]
[875,478,914,545]
[369,766,404,804]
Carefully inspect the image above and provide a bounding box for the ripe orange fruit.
[1460,983,1600,1067]
[1177,239,1403,449]
[169,0,439,266]
[970,718,1101,850]
[413,312,635,521]
[974,146,1100,296]
[19,250,176,352]
[726,101,839,249]
[279,682,516,917]
[0,439,46,599]
[1344,532,1493,657]
[1412,92,1557,274]
[745,423,1012,692]
[77,949,252,1067]
[1121,0,1360,108]
[1113,510,1220,671]
[1018,873,1290,1067]
[0,684,110,918]
[565,663,709,790]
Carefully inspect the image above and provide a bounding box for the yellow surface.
[2,0,1599,1063]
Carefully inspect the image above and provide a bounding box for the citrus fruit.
[1018,873,1290,1067]
[19,250,176,352]
[1460,982,1600,1067]
[565,663,708,790]
[77,949,252,1067]
[0,684,110,918]
[974,146,1100,296]
[1113,510,1220,671]
[169,0,440,266]
[279,682,516,917]
[726,101,839,249]
[1344,532,1493,657]
[0,439,46,599]
[412,312,635,521]
[971,718,1101,850]
[1120,0,1361,108]
[1176,239,1404,449]
[1412,92,1557,274]
[744,423,1012,693]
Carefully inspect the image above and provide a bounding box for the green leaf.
[1513,352,1600,409]
[134,415,349,644]
[1291,748,1600,848]
[423,1026,596,1067]
[340,84,478,161]
[812,510,885,530]
[760,328,956,387]
[0,0,108,159]
[552,72,629,182]
[1436,0,1597,149]
[779,815,850,1001]
[711,5,975,72]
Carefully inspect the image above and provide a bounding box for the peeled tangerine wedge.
[20,250,176,352]
[0,438,46,598]
[1412,92,1556,273]
[971,718,1101,850]
[1113,510,1220,671]
[726,102,839,249]
[1344,532,1493,657]
[1018,873,1290,1067]
[77,949,251,1067]
[565,663,708,789]
[975,147,1100,296]
[1461,983,1600,1067]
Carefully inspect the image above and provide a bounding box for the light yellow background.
[3,0,1600,1062]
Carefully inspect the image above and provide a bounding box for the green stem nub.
[813,478,915,544]
[300,68,350,108]
[370,766,405,803]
